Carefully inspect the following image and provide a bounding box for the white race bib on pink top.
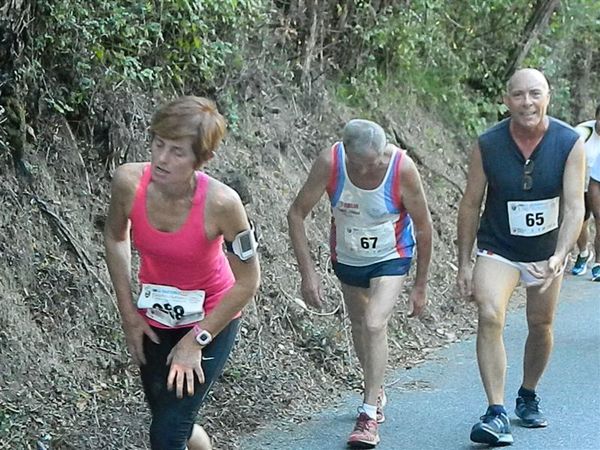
[137,283,205,328]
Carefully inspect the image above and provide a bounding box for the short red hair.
[149,96,226,167]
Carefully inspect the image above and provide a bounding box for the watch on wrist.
[193,324,213,347]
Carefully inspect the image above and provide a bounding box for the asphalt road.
[239,275,600,450]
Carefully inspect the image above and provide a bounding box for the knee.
[527,314,553,334]
[477,303,505,332]
[364,316,388,336]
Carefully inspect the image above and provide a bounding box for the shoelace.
[354,414,374,432]
[480,414,507,430]
[523,397,540,412]
[480,413,505,422]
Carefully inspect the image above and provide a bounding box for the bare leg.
[576,218,589,254]
[589,181,600,269]
[521,274,562,390]
[472,257,520,405]
[342,284,370,372]
[595,217,600,265]
[342,276,406,406]
[187,424,212,450]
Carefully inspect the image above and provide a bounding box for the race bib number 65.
[507,197,559,237]
[137,284,205,328]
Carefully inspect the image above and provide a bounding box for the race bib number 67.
[344,222,396,256]
[507,197,559,237]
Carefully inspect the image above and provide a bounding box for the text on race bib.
[344,222,396,256]
[507,197,559,237]
[137,284,206,328]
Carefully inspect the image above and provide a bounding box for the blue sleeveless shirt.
[476,117,579,262]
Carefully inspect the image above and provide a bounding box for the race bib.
[507,197,559,237]
[137,284,205,328]
[344,222,396,256]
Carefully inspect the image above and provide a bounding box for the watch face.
[239,232,253,252]
[196,330,212,346]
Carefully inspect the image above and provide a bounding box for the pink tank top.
[129,165,236,328]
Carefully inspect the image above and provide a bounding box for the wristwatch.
[193,324,213,347]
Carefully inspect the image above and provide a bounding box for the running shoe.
[515,395,548,428]
[572,252,592,275]
[347,412,380,449]
[470,407,513,446]
[591,264,600,282]
[376,387,387,424]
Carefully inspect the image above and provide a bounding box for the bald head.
[506,69,550,95]
[342,119,386,156]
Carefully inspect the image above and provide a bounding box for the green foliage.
[17,0,600,134]
[331,0,532,134]
[531,0,600,120]
[322,0,597,134]
[31,0,267,115]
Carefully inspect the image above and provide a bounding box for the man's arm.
[399,154,433,316]
[553,138,586,261]
[456,143,487,297]
[287,148,331,309]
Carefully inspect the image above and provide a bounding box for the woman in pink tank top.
[104,96,260,450]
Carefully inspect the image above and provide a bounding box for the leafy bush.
[305,0,598,134]
[30,0,267,115]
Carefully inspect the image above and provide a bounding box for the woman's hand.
[122,313,160,366]
[166,334,204,398]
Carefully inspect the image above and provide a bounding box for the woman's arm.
[197,183,261,337]
[104,163,158,365]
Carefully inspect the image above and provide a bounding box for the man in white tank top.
[288,119,433,449]
[588,123,600,281]
[572,104,600,277]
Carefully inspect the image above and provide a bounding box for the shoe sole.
[514,409,548,428]
[347,438,380,449]
[376,389,387,424]
[515,418,548,428]
[470,427,513,446]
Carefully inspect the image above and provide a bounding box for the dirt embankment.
[0,78,480,449]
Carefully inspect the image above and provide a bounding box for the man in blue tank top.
[457,68,585,446]
[288,119,433,449]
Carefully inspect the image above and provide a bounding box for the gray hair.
[342,119,386,156]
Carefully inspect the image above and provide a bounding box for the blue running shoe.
[515,395,548,428]
[592,265,600,282]
[470,407,513,446]
[572,253,592,275]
